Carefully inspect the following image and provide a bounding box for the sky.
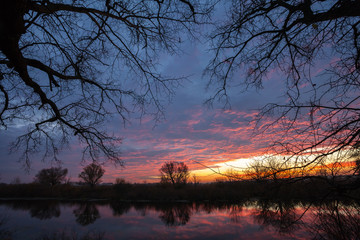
[0,1,346,184]
[0,37,287,183]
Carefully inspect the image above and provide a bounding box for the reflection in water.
[254,200,303,235]
[35,229,105,240]
[0,216,12,240]
[309,201,360,240]
[228,204,243,223]
[30,201,61,220]
[133,204,149,217]
[158,204,191,226]
[73,202,100,226]
[1,199,360,239]
[3,200,61,220]
[109,201,131,216]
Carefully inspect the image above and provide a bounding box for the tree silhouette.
[0,0,213,166]
[34,167,68,186]
[79,163,105,187]
[206,0,360,177]
[160,161,190,186]
[244,157,299,182]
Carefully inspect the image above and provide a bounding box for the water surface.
[0,199,359,239]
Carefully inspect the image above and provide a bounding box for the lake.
[0,199,359,239]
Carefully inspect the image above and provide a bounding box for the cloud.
[0,23,304,183]
[106,106,270,182]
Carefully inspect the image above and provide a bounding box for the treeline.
[1,176,360,202]
[1,160,360,201]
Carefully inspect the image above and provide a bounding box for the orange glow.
[97,107,356,184]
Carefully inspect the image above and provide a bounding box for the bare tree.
[115,177,126,185]
[34,167,68,186]
[191,174,199,185]
[206,1,360,177]
[79,163,105,187]
[160,161,190,185]
[350,146,360,176]
[245,157,298,181]
[0,0,213,167]
[224,168,242,182]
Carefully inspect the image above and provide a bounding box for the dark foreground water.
[0,199,359,240]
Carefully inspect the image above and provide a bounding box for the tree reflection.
[309,201,360,240]
[200,202,230,214]
[73,202,100,226]
[2,199,360,239]
[109,202,131,217]
[158,204,192,227]
[133,204,150,217]
[201,202,216,214]
[3,200,61,220]
[254,200,303,235]
[228,205,243,223]
[30,201,61,220]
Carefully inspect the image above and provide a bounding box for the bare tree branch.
[0,0,214,167]
[206,0,360,178]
